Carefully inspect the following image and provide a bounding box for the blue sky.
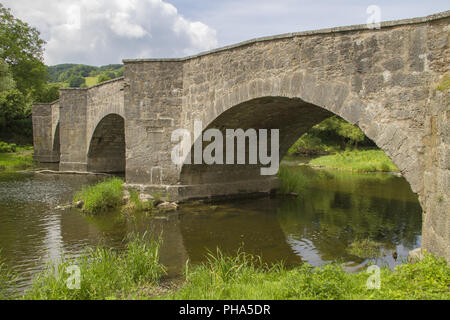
[3,0,449,65]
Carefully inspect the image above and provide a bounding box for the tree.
[69,76,86,88]
[0,59,15,92]
[33,83,59,103]
[0,89,28,126]
[98,74,112,83]
[0,4,47,97]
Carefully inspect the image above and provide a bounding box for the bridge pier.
[58,89,89,172]
[32,103,60,163]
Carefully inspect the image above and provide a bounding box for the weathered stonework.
[33,11,450,260]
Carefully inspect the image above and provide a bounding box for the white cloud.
[2,0,218,65]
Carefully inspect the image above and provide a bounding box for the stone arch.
[180,75,422,197]
[87,114,125,173]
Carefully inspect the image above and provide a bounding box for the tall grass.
[23,234,165,300]
[166,251,449,300]
[0,251,17,300]
[278,165,307,195]
[0,145,34,172]
[309,150,399,173]
[74,177,124,214]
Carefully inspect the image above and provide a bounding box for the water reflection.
[0,165,422,295]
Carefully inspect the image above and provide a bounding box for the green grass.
[85,76,99,87]
[309,150,399,173]
[278,165,307,196]
[0,145,34,172]
[23,234,165,300]
[0,251,17,300]
[6,240,448,300]
[166,251,449,300]
[73,177,124,215]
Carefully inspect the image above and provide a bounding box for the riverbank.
[307,150,399,173]
[0,145,34,172]
[6,238,448,300]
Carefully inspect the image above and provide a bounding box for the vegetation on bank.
[288,116,376,156]
[0,143,34,172]
[308,150,399,173]
[278,165,306,196]
[73,177,124,215]
[0,251,16,300]
[169,251,449,300]
[3,240,447,300]
[23,234,165,300]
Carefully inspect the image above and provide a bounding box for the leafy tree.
[33,83,60,103]
[98,74,112,83]
[0,59,15,92]
[0,89,28,126]
[69,76,86,88]
[0,4,46,97]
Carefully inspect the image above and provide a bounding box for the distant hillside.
[46,64,124,88]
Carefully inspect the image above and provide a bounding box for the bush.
[0,141,16,153]
[74,177,124,214]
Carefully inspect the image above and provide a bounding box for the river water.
[0,163,422,295]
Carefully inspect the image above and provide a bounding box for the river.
[0,162,422,296]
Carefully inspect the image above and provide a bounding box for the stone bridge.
[33,12,449,260]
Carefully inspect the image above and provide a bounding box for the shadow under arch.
[52,122,60,162]
[87,114,125,173]
[180,96,334,185]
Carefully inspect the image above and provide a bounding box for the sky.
[2,0,449,66]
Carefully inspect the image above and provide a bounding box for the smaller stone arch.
[87,114,125,173]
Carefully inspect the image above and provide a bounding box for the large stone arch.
[87,113,126,173]
[179,75,422,196]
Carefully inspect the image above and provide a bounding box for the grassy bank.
[309,150,399,173]
[12,241,449,300]
[73,177,124,214]
[0,144,34,172]
[23,234,165,300]
[168,251,449,300]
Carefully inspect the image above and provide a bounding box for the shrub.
[0,141,16,153]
